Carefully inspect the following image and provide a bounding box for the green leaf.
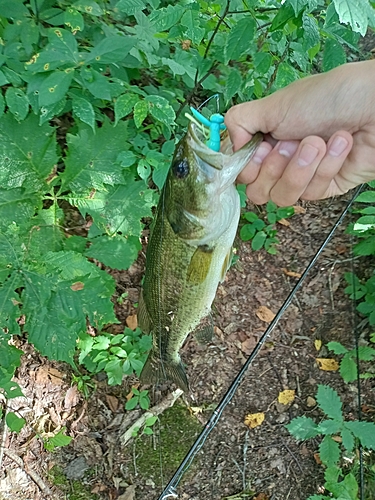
[161,57,186,76]
[0,0,29,17]
[240,224,256,242]
[125,396,139,410]
[0,93,5,119]
[114,93,139,125]
[181,9,205,44]
[5,88,29,121]
[40,98,66,125]
[0,113,58,192]
[302,12,320,50]
[356,191,375,203]
[85,235,141,270]
[317,419,342,435]
[225,68,242,101]
[72,0,103,16]
[133,100,149,128]
[64,8,84,32]
[253,52,273,75]
[288,0,308,16]
[143,426,153,435]
[39,70,74,107]
[326,472,359,499]
[341,427,355,452]
[316,385,343,421]
[323,39,346,72]
[354,238,375,256]
[225,18,256,62]
[117,0,146,15]
[86,35,136,64]
[327,341,348,354]
[286,416,320,439]
[333,0,369,35]
[275,63,299,89]
[80,68,111,100]
[319,435,340,467]
[0,188,41,230]
[146,95,175,127]
[5,412,25,432]
[251,231,267,251]
[270,4,295,31]
[344,421,375,449]
[62,121,129,191]
[117,150,138,168]
[339,354,357,383]
[72,95,95,132]
[44,427,72,451]
[150,5,185,31]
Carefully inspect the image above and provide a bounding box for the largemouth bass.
[139,122,262,391]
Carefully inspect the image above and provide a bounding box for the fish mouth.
[188,122,226,171]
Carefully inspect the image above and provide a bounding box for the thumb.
[225,96,281,151]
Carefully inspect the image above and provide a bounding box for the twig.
[0,401,9,469]
[3,448,53,496]
[120,389,183,446]
[282,441,303,473]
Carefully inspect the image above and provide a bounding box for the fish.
[138,121,262,391]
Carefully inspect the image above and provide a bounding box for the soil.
[1,191,375,500]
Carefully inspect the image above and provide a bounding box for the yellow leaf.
[316,358,339,371]
[314,339,322,351]
[278,389,295,405]
[244,412,265,429]
[256,306,275,323]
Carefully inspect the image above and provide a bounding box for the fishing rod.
[158,184,365,500]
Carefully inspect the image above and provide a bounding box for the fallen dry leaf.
[244,412,265,429]
[277,218,290,226]
[71,281,84,291]
[254,493,269,500]
[314,339,322,351]
[64,386,80,410]
[106,395,119,413]
[278,389,295,405]
[332,435,342,443]
[314,452,322,465]
[282,268,302,278]
[126,314,138,330]
[126,384,139,401]
[256,306,275,323]
[118,485,136,500]
[293,205,306,214]
[316,358,339,371]
[306,396,316,408]
[241,336,256,355]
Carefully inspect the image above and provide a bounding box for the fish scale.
[139,122,262,391]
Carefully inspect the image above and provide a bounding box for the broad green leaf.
[0,0,29,17]
[62,121,129,190]
[319,435,340,467]
[181,9,205,44]
[302,12,320,50]
[316,385,343,421]
[317,419,342,435]
[44,428,72,451]
[288,0,308,15]
[40,98,66,125]
[225,68,242,101]
[240,224,256,242]
[146,95,175,127]
[137,160,151,181]
[356,191,375,203]
[85,235,141,270]
[125,396,139,410]
[327,341,348,354]
[117,0,146,15]
[341,427,355,452]
[150,4,185,31]
[72,95,95,132]
[80,68,111,100]
[117,150,138,167]
[86,36,136,64]
[64,8,84,32]
[251,231,267,251]
[0,93,5,118]
[72,0,103,16]
[275,63,299,89]
[0,329,22,370]
[133,100,149,128]
[0,114,58,192]
[270,4,295,31]
[286,416,320,439]
[357,215,375,226]
[344,421,375,449]
[354,238,375,256]
[339,355,357,382]
[333,0,369,35]
[323,39,346,72]
[161,58,186,76]
[0,188,41,229]
[253,52,272,75]
[225,18,256,62]
[6,412,25,432]
[39,70,74,107]
[326,472,358,499]
[5,87,29,121]
[114,93,140,126]
[358,345,375,361]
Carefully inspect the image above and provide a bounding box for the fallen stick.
[120,389,183,446]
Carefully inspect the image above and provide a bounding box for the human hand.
[225,60,375,206]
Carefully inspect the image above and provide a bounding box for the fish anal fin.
[187,245,214,285]
[220,247,233,282]
[140,352,189,392]
[194,314,214,344]
[137,289,151,333]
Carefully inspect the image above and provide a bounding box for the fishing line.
[158,184,364,500]
[197,94,221,113]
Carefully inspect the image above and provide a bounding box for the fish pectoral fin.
[194,313,214,344]
[220,247,233,282]
[137,290,151,333]
[187,245,214,285]
[140,352,189,392]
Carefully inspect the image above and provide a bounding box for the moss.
[48,465,99,500]
[135,404,202,487]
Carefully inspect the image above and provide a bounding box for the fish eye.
[172,158,189,179]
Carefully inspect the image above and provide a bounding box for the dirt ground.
[1,190,374,500]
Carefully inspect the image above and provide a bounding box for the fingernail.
[252,145,270,164]
[297,144,319,166]
[278,141,298,158]
[329,136,349,157]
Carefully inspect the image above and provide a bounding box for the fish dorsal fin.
[187,245,214,285]
[194,313,214,344]
[137,289,151,333]
[220,247,233,282]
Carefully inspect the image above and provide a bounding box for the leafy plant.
[43,427,73,452]
[78,328,152,386]
[287,385,375,500]
[126,387,151,411]
[240,201,294,253]
[328,340,375,383]
[131,415,158,438]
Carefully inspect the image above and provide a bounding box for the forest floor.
[1,190,374,500]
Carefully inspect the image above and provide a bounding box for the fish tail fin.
[140,352,189,392]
